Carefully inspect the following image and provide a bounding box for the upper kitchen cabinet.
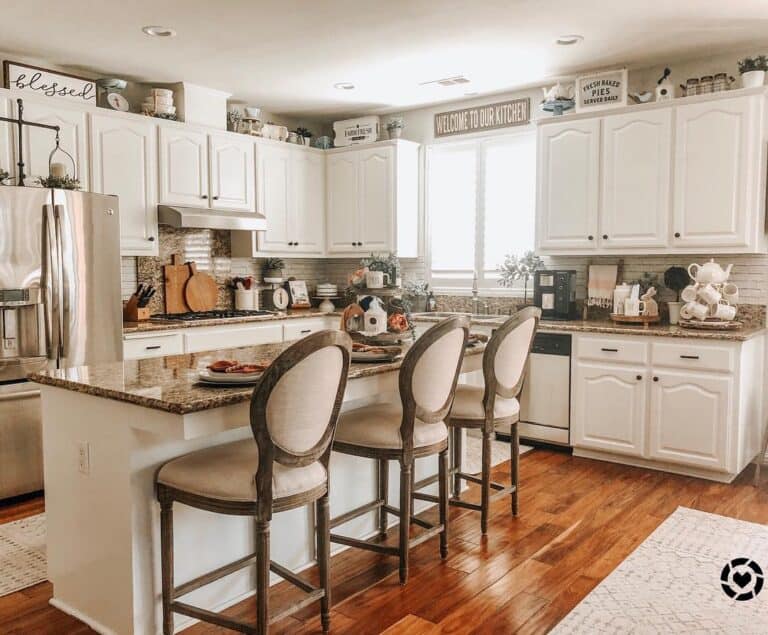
[601,109,671,250]
[536,119,600,251]
[672,95,761,250]
[158,125,209,206]
[90,113,158,256]
[231,141,325,257]
[208,132,255,212]
[325,140,419,257]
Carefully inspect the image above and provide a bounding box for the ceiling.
[2,1,767,119]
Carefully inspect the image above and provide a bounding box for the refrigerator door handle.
[41,204,58,361]
[53,204,66,360]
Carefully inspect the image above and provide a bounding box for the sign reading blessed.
[576,68,628,112]
[3,61,96,104]
[434,98,530,138]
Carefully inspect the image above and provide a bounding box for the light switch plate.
[77,442,90,475]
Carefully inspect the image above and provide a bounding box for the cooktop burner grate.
[151,310,276,322]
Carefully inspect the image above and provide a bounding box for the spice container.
[698,75,714,94]
[684,77,699,97]
[713,73,734,92]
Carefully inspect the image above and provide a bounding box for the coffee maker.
[534,270,577,320]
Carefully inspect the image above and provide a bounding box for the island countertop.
[29,340,485,415]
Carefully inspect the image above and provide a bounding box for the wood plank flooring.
[1,448,767,634]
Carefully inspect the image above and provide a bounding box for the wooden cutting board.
[163,254,191,314]
[185,262,218,312]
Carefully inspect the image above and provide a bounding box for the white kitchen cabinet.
[601,109,671,249]
[12,98,88,186]
[123,332,184,360]
[326,140,419,257]
[283,317,333,342]
[158,125,209,207]
[571,361,646,457]
[536,119,600,251]
[209,132,255,212]
[649,371,731,471]
[672,95,759,249]
[90,114,158,256]
[254,143,291,251]
[183,323,283,353]
[290,149,325,254]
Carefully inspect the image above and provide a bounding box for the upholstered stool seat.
[450,385,520,422]
[335,403,448,450]
[157,439,327,502]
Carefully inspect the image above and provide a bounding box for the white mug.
[624,298,646,317]
[697,284,722,305]
[681,301,709,320]
[710,301,737,321]
[365,270,390,289]
[722,282,739,304]
[680,285,698,303]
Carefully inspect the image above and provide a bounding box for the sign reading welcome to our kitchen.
[434,98,530,138]
[576,68,628,112]
[3,61,96,104]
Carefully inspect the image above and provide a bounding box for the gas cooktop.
[151,310,276,322]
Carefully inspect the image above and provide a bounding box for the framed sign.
[434,98,530,138]
[575,68,628,112]
[287,280,310,308]
[3,61,96,104]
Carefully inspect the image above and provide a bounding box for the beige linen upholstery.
[494,317,536,392]
[334,403,448,449]
[157,439,326,502]
[450,384,520,421]
[410,328,466,413]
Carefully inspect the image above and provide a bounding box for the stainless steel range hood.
[158,205,266,231]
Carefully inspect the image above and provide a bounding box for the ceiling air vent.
[420,75,471,87]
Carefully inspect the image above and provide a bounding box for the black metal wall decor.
[0,98,61,186]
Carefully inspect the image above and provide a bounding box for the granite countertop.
[123,309,336,334]
[29,340,485,415]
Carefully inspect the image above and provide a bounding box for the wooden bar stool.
[448,307,540,534]
[155,331,351,635]
[330,316,470,585]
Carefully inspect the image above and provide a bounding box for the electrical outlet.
[77,442,90,475]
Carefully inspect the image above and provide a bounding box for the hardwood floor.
[2,449,767,634]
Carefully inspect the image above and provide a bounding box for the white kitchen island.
[29,340,483,635]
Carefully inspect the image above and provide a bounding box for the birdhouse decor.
[363,297,388,335]
[655,67,675,102]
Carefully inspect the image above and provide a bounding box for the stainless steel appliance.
[533,270,577,320]
[0,187,123,498]
[151,309,275,323]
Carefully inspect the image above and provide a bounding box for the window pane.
[483,133,536,272]
[428,146,476,272]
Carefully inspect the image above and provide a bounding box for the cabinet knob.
[602,234,608,240]
[148,236,155,242]
[212,196,219,201]
[201,195,209,200]
[653,376,659,382]
[294,242,299,247]
[636,375,642,381]
[587,235,594,241]
[674,232,681,238]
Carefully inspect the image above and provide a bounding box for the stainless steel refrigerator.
[0,186,123,498]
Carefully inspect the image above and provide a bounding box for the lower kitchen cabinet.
[183,323,283,353]
[123,332,184,360]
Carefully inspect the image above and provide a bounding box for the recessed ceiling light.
[556,34,583,46]
[142,25,177,38]
[334,82,355,90]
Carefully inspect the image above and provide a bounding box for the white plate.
[198,369,262,385]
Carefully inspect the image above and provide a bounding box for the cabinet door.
[290,149,325,254]
[255,143,291,252]
[536,119,600,251]
[158,125,209,206]
[209,133,255,212]
[14,99,88,186]
[601,110,671,249]
[672,96,758,248]
[571,361,646,457]
[649,371,730,471]
[326,153,360,253]
[358,146,393,252]
[90,114,158,256]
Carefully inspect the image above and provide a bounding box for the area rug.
[0,513,46,597]
[464,431,532,475]
[552,507,768,633]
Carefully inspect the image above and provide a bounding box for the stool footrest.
[269,588,325,624]
[330,500,383,529]
[413,492,439,504]
[172,600,256,634]
[330,533,400,555]
[173,551,258,599]
[270,560,318,595]
[413,473,440,490]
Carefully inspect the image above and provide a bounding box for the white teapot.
[542,82,574,103]
[688,259,733,285]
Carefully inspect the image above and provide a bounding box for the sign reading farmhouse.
[576,68,628,112]
[3,61,96,104]
[434,98,530,138]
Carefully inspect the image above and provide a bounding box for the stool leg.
[255,519,270,635]
[481,430,492,535]
[159,495,174,635]
[439,448,449,559]
[512,422,520,516]
[451,426,462,498]
[316,494,331,634]
[377,458,389,538]
[399,459,413,585]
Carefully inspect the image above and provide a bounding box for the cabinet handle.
[680,355,700,360]
[201,195,209,200]
[145,345,162,350]
[148,236,155,242]
[212,196,219,201]
[636,375,642,381]
[587,235,594,241]
[294,242,299,246]
[602,234,608,240]
[600,347,619,352]
[653,376,659,382]
[300,329,311,334]
[674,232,681,238]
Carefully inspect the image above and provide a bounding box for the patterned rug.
[552,507,768,633]
[464,431,532,475]
[0,513,46,597]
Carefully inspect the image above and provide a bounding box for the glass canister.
[684,77,699,97]
[713,73,733,92]
[699,75,714,94]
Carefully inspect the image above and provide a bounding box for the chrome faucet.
[471,272,481,314]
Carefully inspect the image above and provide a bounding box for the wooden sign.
[3,61,96,104]
[576,68,628,112]
[434,98,530,138]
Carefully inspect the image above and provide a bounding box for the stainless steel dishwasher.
[0,380,43,499]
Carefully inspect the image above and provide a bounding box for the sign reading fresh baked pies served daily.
[3,60,96,104]
[434,98,530,138]
[575,68,628,112]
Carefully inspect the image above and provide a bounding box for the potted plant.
[498,250,543,303]
[0,168,9,185]
[738,55,767,88]
[664,266,689,325]
[403,280,430,313]
[386,118,404,139]
[296,127,313,146]
[38,174,81,190]
[262,257,285,283]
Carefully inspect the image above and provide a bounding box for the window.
[426,131,536,292]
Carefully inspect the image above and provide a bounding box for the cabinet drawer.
[651,341,735,373]
[124,333,184,360]
[576,336,648,365]
[283,319,330,342]
[184,324,283,353]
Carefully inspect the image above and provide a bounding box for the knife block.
[123,296,151,322]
